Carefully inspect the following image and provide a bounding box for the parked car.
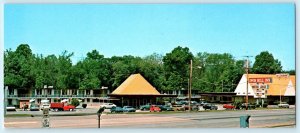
[29,104,40,111]
[123,106,136,112]
[203,103,218,110]
[158,105,174,111]
[140,104,151,111]
[172,104,185,111]
[150,105,161,112]
[111,106,124,113]
[199,101,208,106]
[99,103,116,109]
[183,105,199,111]
[241,103,256,110]
[223,104,235,110]
[278,102,289,108]
[6,105,16,111]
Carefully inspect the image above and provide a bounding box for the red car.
[150,105,161,112]
[223,104,235,110]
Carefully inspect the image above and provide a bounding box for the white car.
[278,102,289,108]
[99,103,116,109]
[6,105,16,111]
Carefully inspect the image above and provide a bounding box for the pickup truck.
[50,103,75,111]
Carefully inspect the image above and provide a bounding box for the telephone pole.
[243,56,252,110]
[188,59,192,112]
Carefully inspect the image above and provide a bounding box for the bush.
[82,104,87,108]
[71,99,80,107]
[233,101,242,109]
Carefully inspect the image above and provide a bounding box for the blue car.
[123,106,136,112]
[111,106,124,113]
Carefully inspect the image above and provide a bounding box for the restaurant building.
[234,74,296,105]
[109,73,177,108]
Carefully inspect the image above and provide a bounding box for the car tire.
[69,108,73,111]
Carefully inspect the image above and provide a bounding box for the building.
[5,86,110,108]
[108,73,177,108]
[234,74,296,105]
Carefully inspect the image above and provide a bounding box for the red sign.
[249,78,272,83]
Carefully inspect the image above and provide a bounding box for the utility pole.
[244,56,252,110]
[189,59,193,112]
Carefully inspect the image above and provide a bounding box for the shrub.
[233,101,242,109]
[82,104,87,108]
[71,98,80,107]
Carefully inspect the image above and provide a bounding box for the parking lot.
[4,108,295,128]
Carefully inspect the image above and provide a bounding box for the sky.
[4,4,295,70]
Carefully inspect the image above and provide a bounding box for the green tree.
[139,53,166,91]
[111,55,141,88]
[252,51,282,74]
[192,52,244,92]
[163,46,193,91]
[4,44,35,89]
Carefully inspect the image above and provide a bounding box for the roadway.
[4,108,295,128]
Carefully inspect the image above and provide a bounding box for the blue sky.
[4,4,295,70]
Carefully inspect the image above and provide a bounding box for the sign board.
[249,78,272,83]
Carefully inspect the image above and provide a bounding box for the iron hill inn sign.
[249,77,272,98]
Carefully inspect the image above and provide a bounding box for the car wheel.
[69,108,73,111]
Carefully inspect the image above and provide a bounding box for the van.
[41,99,50,110]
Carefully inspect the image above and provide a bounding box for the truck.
[50,103,75,111]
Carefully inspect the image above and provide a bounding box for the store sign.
[249,78,272,83]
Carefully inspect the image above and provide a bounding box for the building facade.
[234,74,296,105]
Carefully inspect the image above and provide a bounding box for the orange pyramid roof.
[111,73,160,95]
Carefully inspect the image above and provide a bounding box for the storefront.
[234,74,295,105]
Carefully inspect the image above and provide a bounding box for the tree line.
[4,44,293,93]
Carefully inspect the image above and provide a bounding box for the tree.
[252,51,282,74]
[192,52,244,92]
[139,53,166,91]
[163,46,193,91]
[111,55,141,89]
[4,44,35,89]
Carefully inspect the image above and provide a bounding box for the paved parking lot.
[5,108,295,128]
